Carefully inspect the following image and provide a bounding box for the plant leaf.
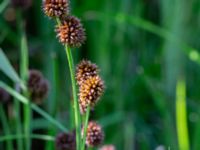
[0,48,21,83]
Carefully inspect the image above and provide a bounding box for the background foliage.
[1,0,200,149]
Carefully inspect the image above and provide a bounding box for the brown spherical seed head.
[76,60,99,86]
[56,16,86,47]
[11,0,32,9]
[85,121,104,147]
[55,132,76,150]
[28,70,49,104]
[43,0,69,18]
[79,76,104,114]
[0,88,11,104]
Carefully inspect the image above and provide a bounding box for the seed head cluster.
[76,60,99,86]
[85,121,104,147]
[56,16,86,47]
[28,70,49,104]
[55,132,76,150]
[0,88,11,104]
[43,0,69,18]
[11,0,32,9]
[79,75,104,113]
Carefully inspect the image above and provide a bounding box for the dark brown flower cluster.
[43,0,86,48]
[28,70,49,104]
[55,131,76,150]
[84,121,104,147]
[0,88,11,105]
[76,60,104,114]
[11,0,32,9]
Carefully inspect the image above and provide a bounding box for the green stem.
[81,106,90,150]
[20,23,31,150]
[0,104,13,150]
[14,85,23,150]
[64,45,81,150]
[176,78,190,150]
[0,134,55,142]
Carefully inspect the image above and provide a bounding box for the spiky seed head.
[43,0,69,18]
[85,121,104,147]
[28,70,49,104]
[79,76,104,114]
[0,88,11,104]
[76,60,99,86]
[99,145,116,150]
[56,16,86,47]
[11,0,32,9]
[55,132,76,150]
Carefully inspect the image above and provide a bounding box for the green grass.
[0,0,200,149]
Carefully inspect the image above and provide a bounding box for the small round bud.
[56,16,86,47]
[43,0,70,18]
[79,76,104,114]
[85,121,104,147]
[55,132,76,150]
[28,70,49,104]
[76,60,99,86]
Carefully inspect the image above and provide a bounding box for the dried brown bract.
[56,16,86,47]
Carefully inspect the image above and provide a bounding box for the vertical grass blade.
[176,78,190,150]
[0,104,13,150]
[0,49,21,84]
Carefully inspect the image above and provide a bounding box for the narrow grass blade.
[0,104,14,150]
[0,134,55,142]
[176,78,190,150]
[0,49,21,83]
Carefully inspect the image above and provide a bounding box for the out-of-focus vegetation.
[0,0,200,149]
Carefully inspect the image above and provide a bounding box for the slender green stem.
[0,134,55,142]
[14,85,23,150]
[176,78,190,150]
[0,104,13,150]
[20,22,31,150]
[0,81,68,133]
[81,106,90,150]
[64,45,81,150]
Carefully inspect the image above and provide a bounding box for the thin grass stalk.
[14,85,23,150]
[45,53,59,150]
[81,106,90,150]
[64,45,81,150]
[176,78,190,150]
[16,9,31,150]
[0,104,13,150]
[0,81,68,133]
[20,23,31,150]
[0,134,55,142]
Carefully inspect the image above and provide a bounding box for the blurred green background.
[1,0,200,149]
